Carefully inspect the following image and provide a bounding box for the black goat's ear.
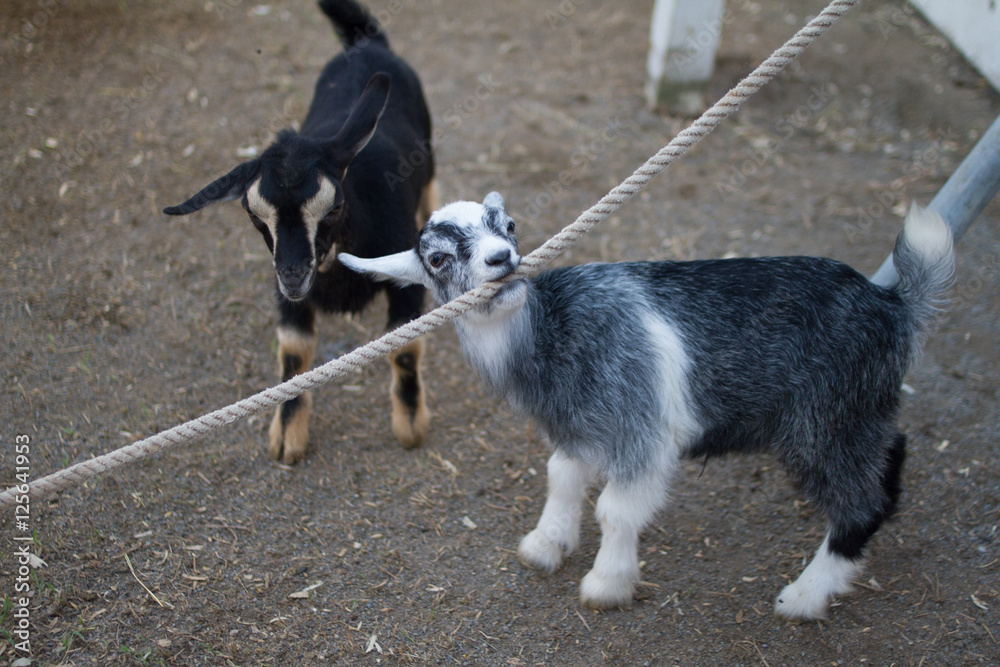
[163,159,259,216]
[327,73,390,170]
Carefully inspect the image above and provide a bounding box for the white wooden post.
[646,0,728,114]
[909,0,1000,91]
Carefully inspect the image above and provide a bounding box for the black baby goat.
[340,193,954,619]
[165,0,435,463]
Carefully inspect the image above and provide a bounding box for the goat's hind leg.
[269,304,317,465]
[386,284,429,448]
[519,449,594,573]
[775,432,906,620]
[774,531,865,621]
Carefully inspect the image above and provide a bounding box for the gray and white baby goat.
[339,193,954,620]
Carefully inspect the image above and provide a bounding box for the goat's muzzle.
[490,251,520,283]
[276,261,316,301]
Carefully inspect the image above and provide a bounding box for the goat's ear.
[327,73,391,171]
[483,191,506,211]
[338,250,429,288]
[163,160,259,215]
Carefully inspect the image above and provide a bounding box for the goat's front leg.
[580,466,672,609]
[269,301,317,465]
[518,449,594,572]
[386,285,429,448]
[388,338,429,448]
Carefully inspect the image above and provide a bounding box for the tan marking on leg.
[269,392,312,465]
[268,406,284,461]
[389,337,429,449]
[276,327,317,370]
[417,178,438,230]
[268,326,317,464]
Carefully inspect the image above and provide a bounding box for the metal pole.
[871,114,1000,287]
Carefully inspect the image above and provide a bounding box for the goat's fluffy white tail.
[891,202,955,337]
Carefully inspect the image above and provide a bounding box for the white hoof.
[518,530,565,573]
[775,579,835,620]
[775,543,862,620]
[579,569,637,609]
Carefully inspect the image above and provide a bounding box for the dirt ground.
[2,0,998,664]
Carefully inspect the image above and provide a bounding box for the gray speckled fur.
[345,194,953,517]
[340,193,954,616]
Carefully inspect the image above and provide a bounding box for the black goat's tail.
[318,0,389,49]
[891,202,955,344]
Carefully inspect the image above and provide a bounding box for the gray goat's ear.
[327,73,391,171]
[483,191,505,211]
[337,250,429,288]
[163,159,259,216]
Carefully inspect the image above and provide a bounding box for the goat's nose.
[276,260,316,299]
[278,261,315,282]
[485,249,511,267]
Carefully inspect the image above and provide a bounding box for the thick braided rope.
[0,0,857,511]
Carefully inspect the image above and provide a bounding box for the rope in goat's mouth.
[0,0,860,511]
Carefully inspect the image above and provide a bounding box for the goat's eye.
[506,221,515,234]
[321,205,341,222]
[428,252,448,269]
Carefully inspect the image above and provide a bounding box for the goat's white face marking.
[246,178,279,253]
[245,174,340,300]
[430,201,484,228]
[419,199,523,313]
[247,175,338,262]
[337,193,525,316]
[302,175,337,249]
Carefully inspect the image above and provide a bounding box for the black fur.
[319,0,389,48]
[281,353,305,381]
[280,396,306,429]
[392,351,421,418]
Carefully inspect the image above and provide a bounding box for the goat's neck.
[454,287,534,388]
